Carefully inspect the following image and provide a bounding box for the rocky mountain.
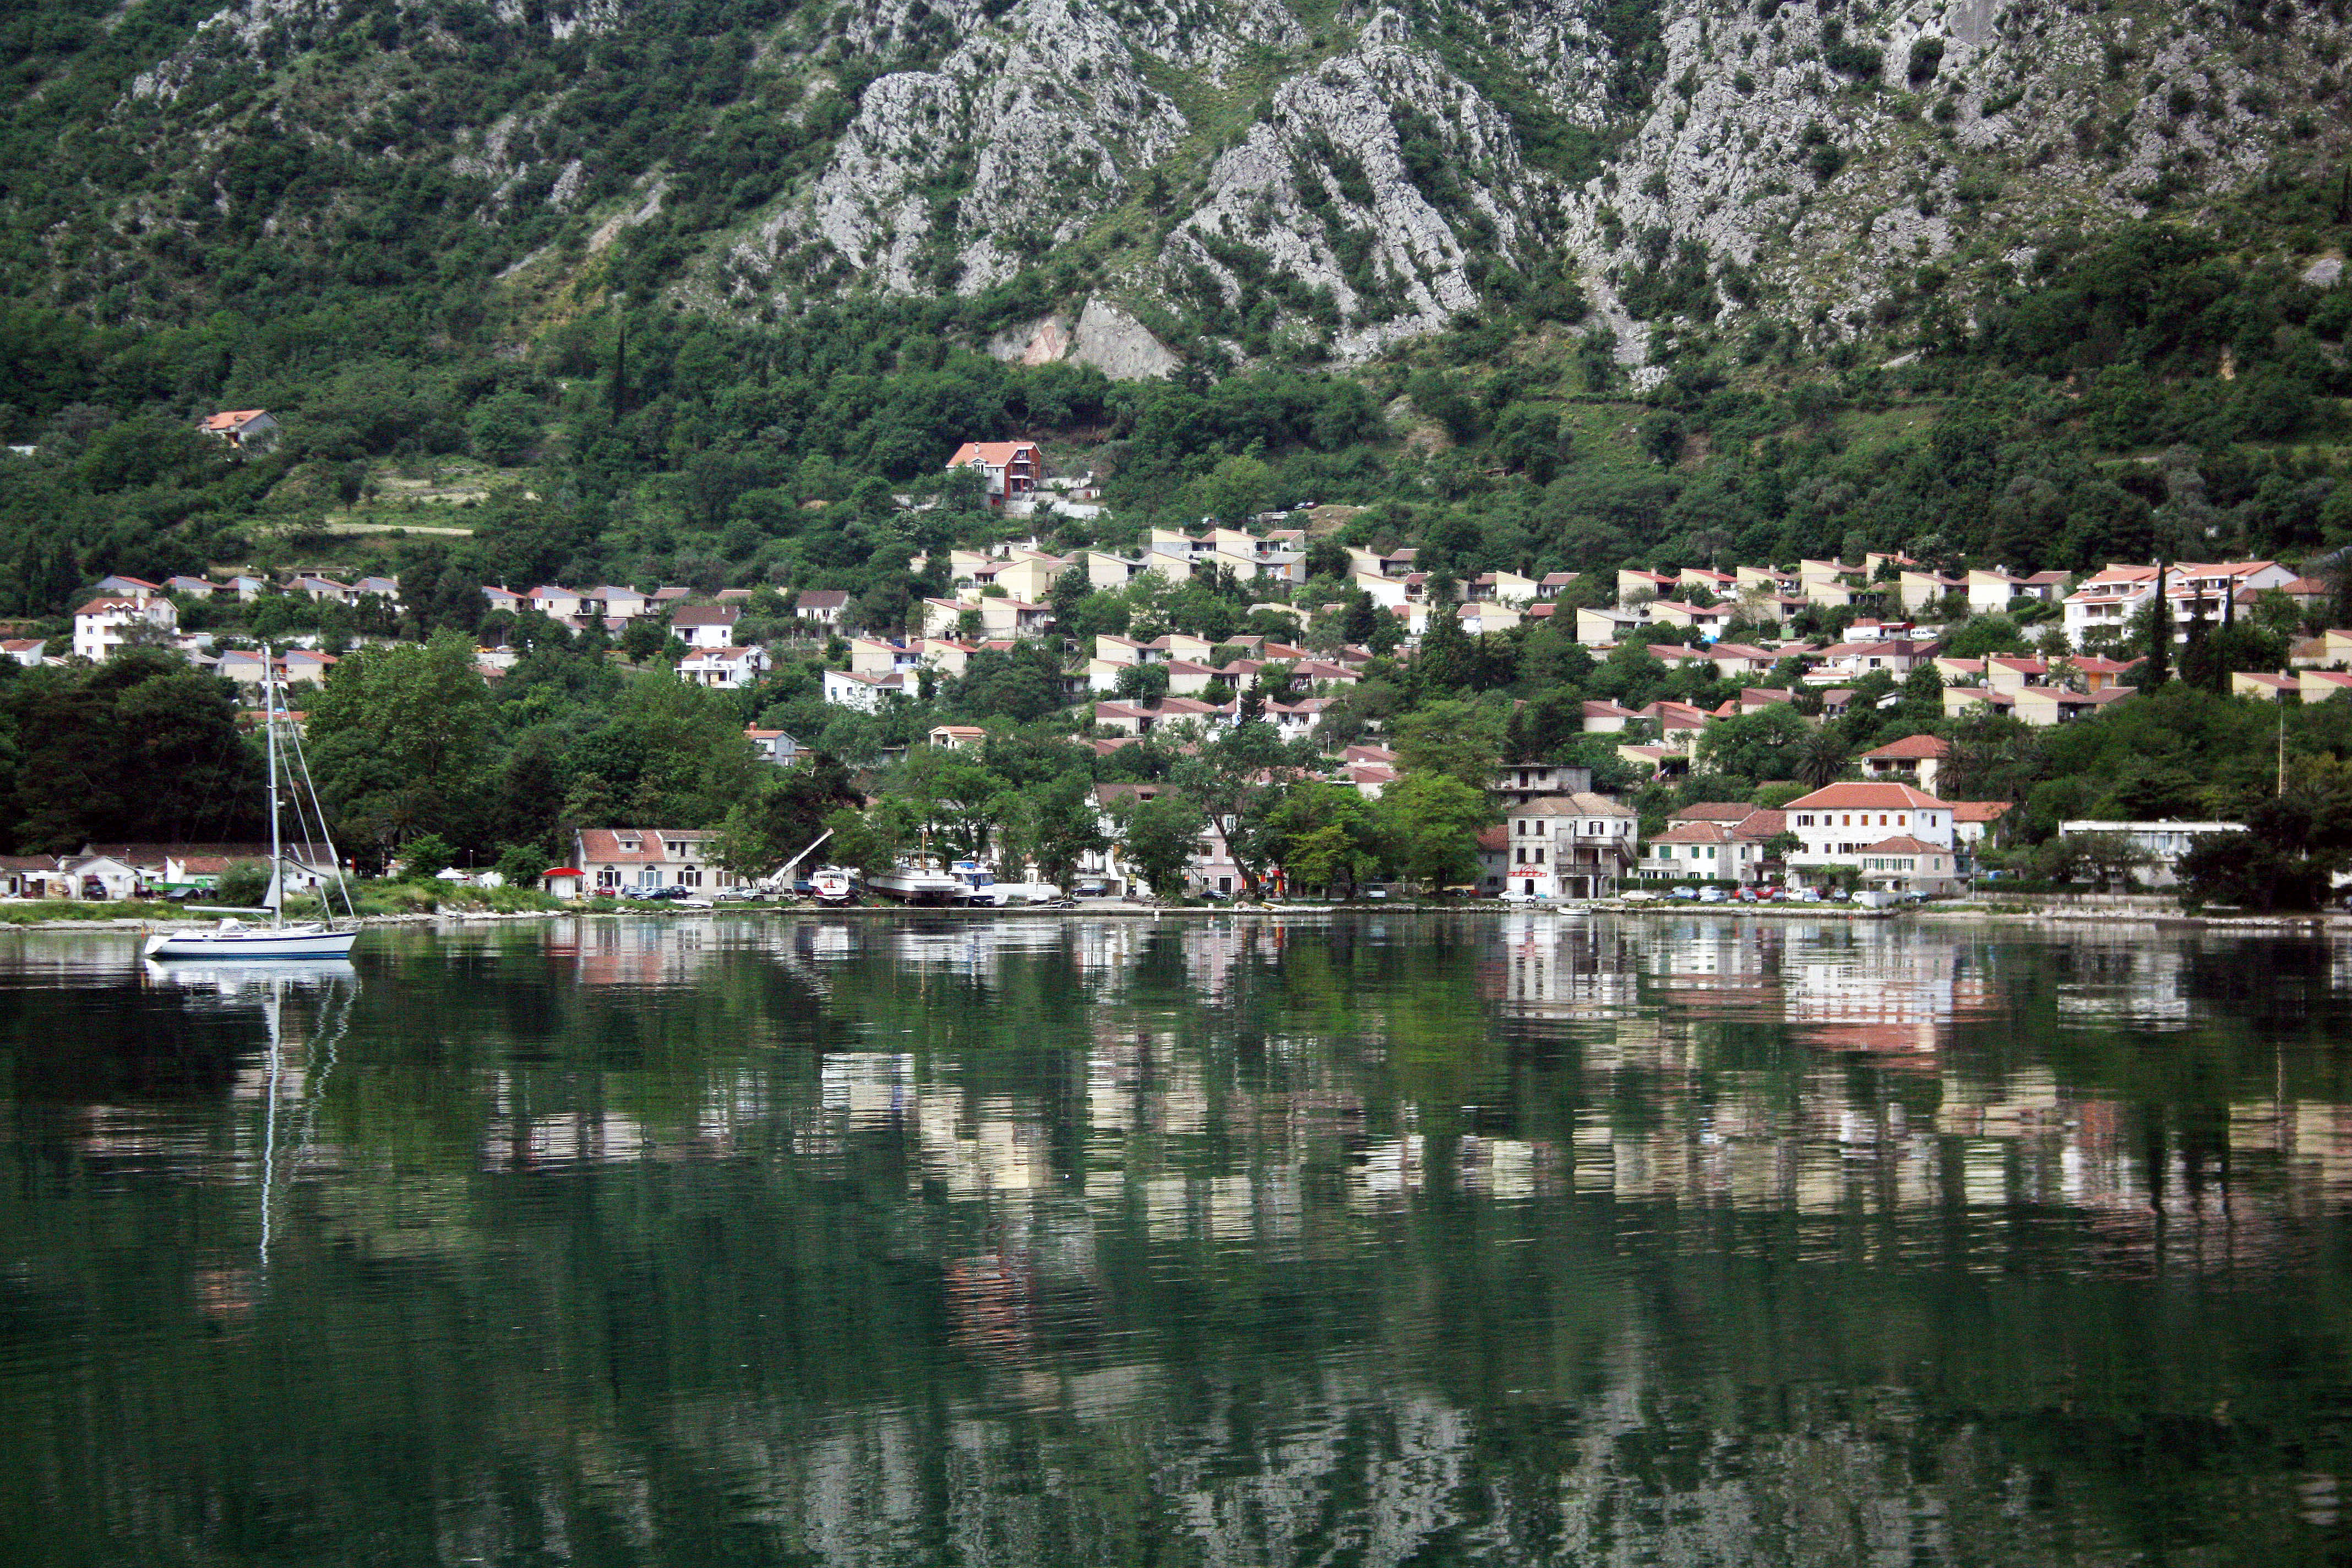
[4,0,2346,383]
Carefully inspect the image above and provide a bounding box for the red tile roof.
[1860,733,1951,761]
[1786,782,1949,810]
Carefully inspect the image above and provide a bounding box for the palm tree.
[1795,730,1849,790]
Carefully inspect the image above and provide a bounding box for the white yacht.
[144,655,361,961]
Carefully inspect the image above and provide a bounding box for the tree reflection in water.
[0,913,2347,1565]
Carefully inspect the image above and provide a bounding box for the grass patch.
[0,900,157,925]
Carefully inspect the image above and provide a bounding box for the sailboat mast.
[265,647,282,929]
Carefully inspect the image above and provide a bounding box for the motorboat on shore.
[810,866,857,905]
[865,859,965,905]
[144,653,361,962]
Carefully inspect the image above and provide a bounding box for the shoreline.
[4,901,2345,935]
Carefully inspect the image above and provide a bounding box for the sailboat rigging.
[144,649,362,960]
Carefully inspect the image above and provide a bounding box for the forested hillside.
[0,0,2348,895]
[0,0,2344,619]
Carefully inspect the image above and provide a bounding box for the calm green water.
[3,913,2350,1566]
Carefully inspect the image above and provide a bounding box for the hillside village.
[16,412,2349,911]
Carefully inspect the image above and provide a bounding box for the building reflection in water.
[45,914,2352,1566]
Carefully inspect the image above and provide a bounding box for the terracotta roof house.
[1782,782,1955,888]
[945,440,1043,507]
[1639,819,1770,886]
[197,410,278,448]
[1859,732,1952,794]
[573,827,742,895]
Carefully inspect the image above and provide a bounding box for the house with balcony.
[944,440,1043,508]
[669,605,742,650]
[1498,793,1638,900]
[72,594,177,662]
[679,645,770,689]
[822,667,912,711]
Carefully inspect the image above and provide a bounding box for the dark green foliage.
[0,650,263,852]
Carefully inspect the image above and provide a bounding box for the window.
[640,867,659,888]
[680,866,701,888]
[597,867,621,888]
[1534,847,1545,864]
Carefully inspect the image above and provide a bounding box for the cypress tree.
[2145,559,2171,688]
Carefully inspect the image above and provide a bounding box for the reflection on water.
[3,913,2351,1565]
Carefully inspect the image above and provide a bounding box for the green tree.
[0,651,263,853]
[1793,729,1850,789]
[492,842,551,888]
[1377,772,1493,892]
[1113,661,1170,703]
[217,860,271,908]
[1120,791,1204,899]
[1695,705,1812,785]
[2178,760,2352,912]
[1023,774,1108,890]
[398,834,456,880]
[710,755,863,881]
[1416,605,1476,693]
[1393,697,1507,789]
[306,631,498,865]
[888,749,1011,863]
[1266,782,1382,896]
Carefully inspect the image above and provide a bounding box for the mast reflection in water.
[1,913,2348,1566]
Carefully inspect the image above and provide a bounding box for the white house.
[669,605,742,650]
[73,594,177,662]
[1639,820,1768,885]
[574,827,745,895]
[822,667,911,712]
[679,645,771,689]
[2057,819,2245,888]
[1783,781,1958,893]
[795,589,850,627]
[745,727,803,766]
[197,409,278,449]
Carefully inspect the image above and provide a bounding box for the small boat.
[810,867,856,905]
[145,652,361,962]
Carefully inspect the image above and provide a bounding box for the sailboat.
[144,650,361,961]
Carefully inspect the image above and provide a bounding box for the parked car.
[1698,886,1727,903]
[1621,888,1659,902]
[1071,879,1112,898]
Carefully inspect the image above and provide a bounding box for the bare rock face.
[735,0,1304,300]
[1163,36,1544,359]
[69,0,2352,373]
[987,300,1182,380]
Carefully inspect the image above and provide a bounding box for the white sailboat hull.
[143,924,360,960]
